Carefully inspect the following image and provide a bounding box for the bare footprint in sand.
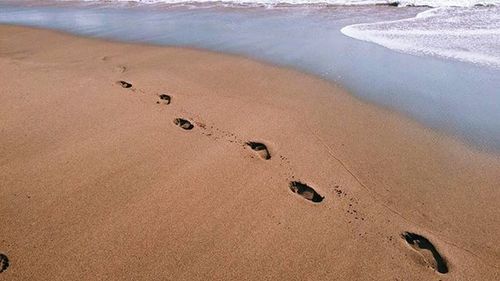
[289,181,324,203]
[0,253,9,273]
[114,65,127,73]
[246,141,271,160]
[158,94,171,105]
[117,80,132,89]
[174,118,194,130]
[402,232,448,274]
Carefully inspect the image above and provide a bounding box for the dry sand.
[0,25,499,280]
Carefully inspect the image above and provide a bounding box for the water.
[1,2,500,151]
[342,6,500,68]
[45,0,500,7]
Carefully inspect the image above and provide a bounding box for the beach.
[2,3,500,151]
[0,25,499,280]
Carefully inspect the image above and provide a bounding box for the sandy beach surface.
[0,25,499,280]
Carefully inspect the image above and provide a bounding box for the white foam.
[60,0,500,8]
[341,6,500,68]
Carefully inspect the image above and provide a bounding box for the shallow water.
[342,6,500,68]
[1,3,500,151]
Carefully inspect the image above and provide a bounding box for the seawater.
[342,6,500,68]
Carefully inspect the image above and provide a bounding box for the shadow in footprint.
[289,181,324,203]
[0,253,9,273]
[246,141,271,160]
[402,232,448,274]
[158,94,171,105]
[117,80,132,88]
[174,118,194,130]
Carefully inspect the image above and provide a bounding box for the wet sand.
[0,25,499,280]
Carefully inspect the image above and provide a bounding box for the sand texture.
[0,25,499,280]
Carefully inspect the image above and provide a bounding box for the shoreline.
[2,21,498,155]
[1,25,499,280]
[2,0,499,8]
[2,3,500,153]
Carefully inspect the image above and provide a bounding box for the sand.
[0,25,499,280]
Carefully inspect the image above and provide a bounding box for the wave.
[60,0,500,8]
[341,6,500,68]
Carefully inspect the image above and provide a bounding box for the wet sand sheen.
[0,25,499,280]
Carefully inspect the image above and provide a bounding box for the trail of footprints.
[117,79,323,203]
[115,79,450,275]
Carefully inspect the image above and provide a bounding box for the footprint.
[114,65,127,73]
[289,181,324,203]
[174,118,194,130]
[0,253,9,273]
[158,94,171,105]
[246,141,271,160]
[401,232,448,274]
[117,80,132,89]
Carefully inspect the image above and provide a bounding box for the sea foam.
[64,0,500,8]
[341,6,500,68]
